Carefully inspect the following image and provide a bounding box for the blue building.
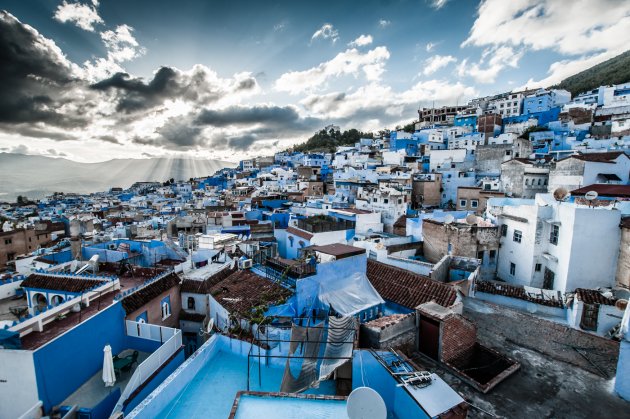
[523,89,571,114]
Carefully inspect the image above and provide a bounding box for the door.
[419,317,440,360]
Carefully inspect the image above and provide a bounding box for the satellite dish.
[584,190,598,201]
[347,387,387,419]
[444,214,455,225]
[465,214,477,225]
[615,299,628,311]
[553,187,570,202]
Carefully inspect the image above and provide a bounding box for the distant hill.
[291,128,374,153]
[0,153,235,201]
[554,50,630,96]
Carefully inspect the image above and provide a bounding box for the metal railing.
[112,323,182,414]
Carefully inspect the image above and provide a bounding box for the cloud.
[463,0,630,86]
[425,42,437,52]
[311,23,339,44]
[457,46,523,84]
[301,79,477,130]
[429,0,449,10]
[275,46,390,94]
[53,0,103,32]
[100,25,145,63]
[378,19,391,28]
[0,11,81,126]
[348,34,373,47]
[91,65,259,113]
[423,55,456,76]
[196,105,320,131]
[273,22,286,32]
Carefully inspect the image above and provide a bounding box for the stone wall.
[616,221,630,289]
[359,313,417,351]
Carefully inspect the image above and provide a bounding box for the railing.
[113,323,182,413]
[17,401,43,419]
[125,320,177,343]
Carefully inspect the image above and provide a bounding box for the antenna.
[552,187,570,202]
[347,387,387,419]
[444,214,455,225]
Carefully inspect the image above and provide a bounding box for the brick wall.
[126,286,182,329]
[440,315,477,363]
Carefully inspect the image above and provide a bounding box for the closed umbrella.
[102,345,116,387]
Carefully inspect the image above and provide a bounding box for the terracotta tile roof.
[180,265,237,294]
[121,272,181,314]
[21,274,107,294]
[475,280,563,308]
[286,226,313,240]
[209,270,292,318]
[575,288,617,306]
[571,184,630,198]
[366,260,457,308]
[565,151,626,163]
[179,310,206,322]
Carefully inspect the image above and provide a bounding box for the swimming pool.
[136,335,337,419]
[233,394,348,419]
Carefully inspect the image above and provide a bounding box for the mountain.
[554,50,630,96]
[0,153,235,201]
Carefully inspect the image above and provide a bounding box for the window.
[459,199,467,207]
[489,250,496,260]
[543,268,555,289]
[513,230,522,243]
[373,198,377,203]
[549,225,559,245]
[136,311,148,323]
[383,198,389,204]
[510,262,516,275]
[187,297,196,310]
[161,296,172,320]
[538,179,542,185]
[501,224,508,237]
[580,304,599,331]
[505,150,511,156]
[525,179,529,186]
[471,200,479,208]
[535,263,542,272]
[477,250,484,260]
[4,238,11,245]
[398,199,402,204]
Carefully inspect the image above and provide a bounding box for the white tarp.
[319,316,355,380]
[299,271,384,317]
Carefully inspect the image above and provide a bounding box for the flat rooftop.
[20,291,117,350]
[409,297,628,418]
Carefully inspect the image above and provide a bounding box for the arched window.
[51,295,64,307]
[187,297,196,310]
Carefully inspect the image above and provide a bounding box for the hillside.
[554,50,630,95]
[291,128,374,153]
[0,153,235,201]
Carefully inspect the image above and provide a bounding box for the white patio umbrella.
[102,344,116,387]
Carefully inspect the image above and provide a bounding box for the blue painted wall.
[352,351,427,419]
[122,349,185,415]
[32,302,163,414]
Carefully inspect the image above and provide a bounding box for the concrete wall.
[126,285,182,329]
[616,224,630,289]
[616,340,630,401]
[0,349,39,419]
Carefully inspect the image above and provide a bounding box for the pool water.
[158,350,337,418]
[234,395,348,419]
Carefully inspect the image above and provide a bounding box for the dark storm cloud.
[0,11,78,125]
[91,67,181,112]
[195,105,321,131]
[91,66,258,113]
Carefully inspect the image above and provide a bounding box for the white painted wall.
[0,350,39,419]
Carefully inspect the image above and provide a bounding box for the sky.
[0,0,628,163]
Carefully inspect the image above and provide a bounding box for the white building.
[490,194,621,293]
[356,184,410,233]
